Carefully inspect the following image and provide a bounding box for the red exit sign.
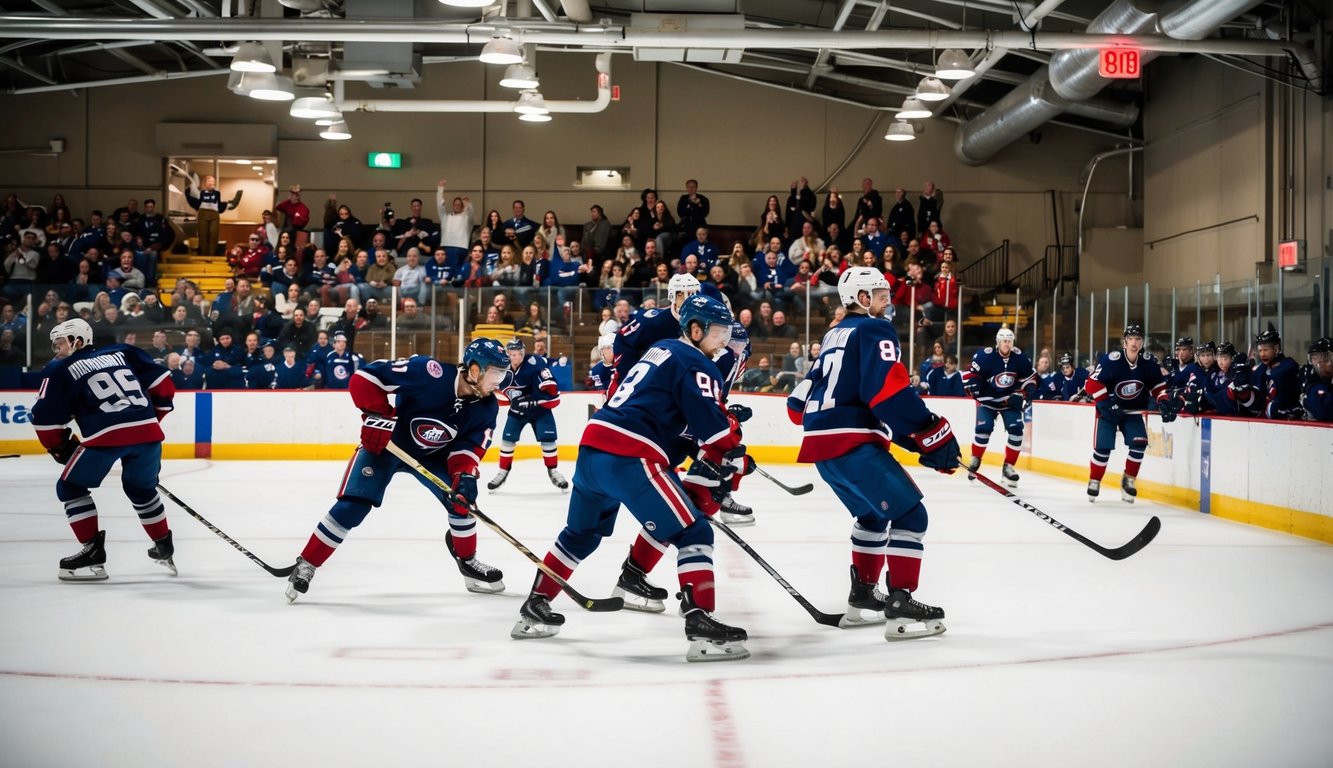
[1278,239,1303,270]
[1098,48,1141,78]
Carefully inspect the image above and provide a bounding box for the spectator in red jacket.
[933,258,961,315]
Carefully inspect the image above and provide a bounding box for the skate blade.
[154,558,178,577]
[1121,491,1137,503]
[686,638,750,662]
[719,513,756,527]
[884,617,947,641]
[612,587,666,613]
[464,577,506,595]
[839,606,888,628]
[1002,478,1018,488]
[285,582,308,604]
[58,565,108,582]
[510,618,560,640]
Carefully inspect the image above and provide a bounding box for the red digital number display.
[1098,48,1141,79]
[1278,240,1300,269]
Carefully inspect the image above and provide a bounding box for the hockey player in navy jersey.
[1302,337,1332,422]
[1083,324,1176,503]
[963,327,1036,487]
[1253,326,1302,420]
[787,267,960,638]
[512,295,752,662]
[1036,353,1089,401]
[487,338,566,491]
[1204,341,1256,417]
[1165,337,1208,411]
[30,318,178,581]
[317,332,363,390]
[704,317,759,525]
[1179,342,1218,414]
[285,340,510,603]
[607,272,701,397]
[584,333,616,392]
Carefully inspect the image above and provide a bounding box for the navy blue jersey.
[964,346,1037,408]
[306,342,332,368]
[714,322,752,400]
[247,359,277,390]
[1084,350,1166,411]
[320,349,364,389]
[1036,368,1088,401]
[926,367,965,397]
[202,343,247,389]
[786,313,935,463]
[272,359,311,390]
[582,338,735,467]
[1303,375,1333,422]
[1203,363,1253,416]
[499,354,560,410]
[1167,361,1207,396]
[611,307,682,391]
[349,356,498,473]
[31,343,174,449]
[1257,356,1302,419]
[587,360,612,391]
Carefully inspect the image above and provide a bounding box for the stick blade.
[270,563,299,578]
[581,596,625,612]
[786,483,815,495]
[1102,515,1162,561]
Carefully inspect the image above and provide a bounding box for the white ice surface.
[1,457,1331,768]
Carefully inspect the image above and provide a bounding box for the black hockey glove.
[903,415,961,474]
[48,429,80,465]
[726,403,753,423]
[1156,397,1178,424]
[1095,398,1124,423]
[451,472,479,515]
[690,451,741,503]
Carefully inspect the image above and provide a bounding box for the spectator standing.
[885,188,915,243]
[4,231,40,305]
[435,181,474,264]
[786,177,817,241]
[323,196,366,251]
[504,200,538,248]
[676,179,710,236]
[185,174,241,256]
[582,205,613,261]
[274,184,310,237]
[918,181,943,235]
[820,188,846,242]
[133,198,175,259]
[393,197,436,258]
[852,178,883,236]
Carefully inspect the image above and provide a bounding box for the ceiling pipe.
[4,67,227,95]
[559,0,593,24]
[338,51,610,113]
[929,0,1070,115]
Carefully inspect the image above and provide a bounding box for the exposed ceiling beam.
[0,54,56,85]
[803,0,858,89]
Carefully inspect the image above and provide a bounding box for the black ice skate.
[718,495,755,526]
[884,586,947,641]
[486,469,509,491]
[1121,475,1137,503]
[840,565,888,628]
[510,591,565,639]
[1001,463,1020,488]
[1087,479,1101,503]
[966,455,981,478]
[285,557,315,603]
[446,531,505,594]
[547,467,569,491]
[146,530,177,576]
[612,557,668,613]
[59,530,108,582]
[679,584,750,662]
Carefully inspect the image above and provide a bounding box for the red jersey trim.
[581,421,669,465]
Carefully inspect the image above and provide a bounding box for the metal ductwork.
[955,0,1267,166]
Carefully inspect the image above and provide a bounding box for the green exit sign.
[367,152,402,169]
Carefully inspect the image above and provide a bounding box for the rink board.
[1,389,1330,541]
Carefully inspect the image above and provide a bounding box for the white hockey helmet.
[837,266,890,307]
[996,327,1016,345]
[666,272,701,308]
[49,318,93,353]
[596,332,617,351]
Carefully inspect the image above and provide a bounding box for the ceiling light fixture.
[499,62,539,89]
[290,93,340,119]
[513,90,548,115]
[247,72,296,101]
[884,121,916,141]
[914,76,950,102]
[896,97,932,120]
[518,112,552,123]
[319,120,352,140]
[935,49,976,80]
[230,42,276,73]
[480,34,523,65]
[314,113,343,126]
[439,0,494,7]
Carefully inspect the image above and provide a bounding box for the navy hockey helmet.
[1309,337,1332,355]
[1197,341,1217,355]
[678,294,733,341]
[1254,325,1281,348]
[1215,340,1237,357]
[1058,353,1074,368]
[464,338,508,371]
[1174,336,1194,349]
[504,337,526,353]
[1123,324,1145,339]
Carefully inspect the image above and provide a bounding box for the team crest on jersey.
[502,385,524,401]
[1109,352,1122,361]
[426,360,444,378]
[362,467,374,477]
[991,372,1017,388]
[984,346,994,354]
[1116,381,1144,399]
[334,365,350,380]
[410,417,457,448]
[644,520,657,532]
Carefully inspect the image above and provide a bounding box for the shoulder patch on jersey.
[539,368,553,380]
[426,360,444,378]
[1109,352,1122,361]
[984,346,994,354]
[526,355,538,365]
[643,309,660,318]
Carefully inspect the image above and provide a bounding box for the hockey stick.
[155,484,298,577]
[385,441,623,612]
[753,464,814,496]
[0,454,19,459]
[709,517,845,627]
[967,471,1161,561]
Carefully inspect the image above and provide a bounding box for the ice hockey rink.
[1,456,1330,768]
